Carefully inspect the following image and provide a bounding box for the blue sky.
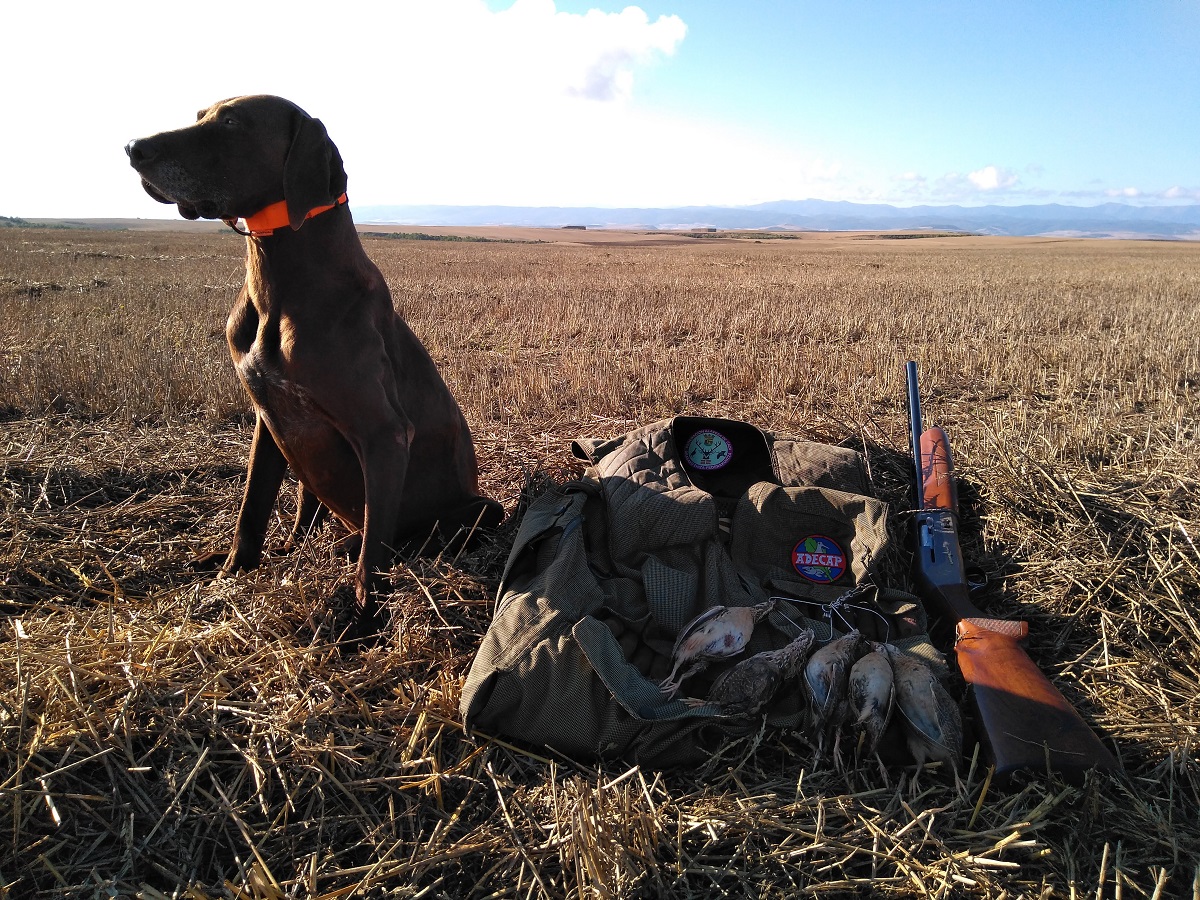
[6,0,1198,218]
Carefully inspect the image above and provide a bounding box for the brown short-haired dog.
[126,95,503,639]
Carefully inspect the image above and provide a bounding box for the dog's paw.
[472,496,506,531]
[341,614,390,650]
[328,584,391,650]
[331,532,363,560]
[188,550,227,572]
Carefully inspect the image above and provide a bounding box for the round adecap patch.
[792,535,847,583]
[684,429,733,471]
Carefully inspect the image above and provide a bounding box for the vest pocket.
[642,556,699,634]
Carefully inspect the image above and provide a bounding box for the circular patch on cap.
[684,429,733,471]
[792,535,847,583]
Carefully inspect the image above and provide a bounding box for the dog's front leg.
[222,411,289,574]
[344,424,412,639]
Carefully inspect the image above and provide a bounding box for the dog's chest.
[236,345,344,481]
[227,299,318,423]
[238,348,308,411]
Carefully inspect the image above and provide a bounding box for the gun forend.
[919,427,959,514]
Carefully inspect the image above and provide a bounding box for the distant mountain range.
[356,199,1200,239]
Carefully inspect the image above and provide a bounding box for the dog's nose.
[125,139,155,165]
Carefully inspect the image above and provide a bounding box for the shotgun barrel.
[905,361,1118,782]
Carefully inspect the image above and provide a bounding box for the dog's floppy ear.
[283,115,348,230]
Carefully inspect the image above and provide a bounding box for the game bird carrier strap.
[460,417,938,768]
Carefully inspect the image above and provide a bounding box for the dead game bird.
[659,599,777,699]
[847,643,895,774]
[804,629,865,759]
[688,628,816,716]
[882,643,963,775]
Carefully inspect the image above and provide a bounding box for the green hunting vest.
[460,417,936,768]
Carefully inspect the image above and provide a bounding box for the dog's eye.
[222,115,238,127]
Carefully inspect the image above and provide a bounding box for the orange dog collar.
[235,193,349,236]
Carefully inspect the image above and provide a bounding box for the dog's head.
[125,95,347,230]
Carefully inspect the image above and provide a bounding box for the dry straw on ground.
[1,226,1198,898]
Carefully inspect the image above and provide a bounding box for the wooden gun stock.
[906,362,1118,782]
[956,618,1117,780]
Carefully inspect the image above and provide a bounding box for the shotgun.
[905,361,1118,782]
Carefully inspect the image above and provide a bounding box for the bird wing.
[671,605,728,657]
[848,652,892,722]
[711,655,783,715]
[893,659,958,755]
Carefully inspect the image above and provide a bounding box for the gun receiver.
[905,361,1118,783]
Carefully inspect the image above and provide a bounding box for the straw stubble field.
[1,225,1198,898]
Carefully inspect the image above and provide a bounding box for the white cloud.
[967,165,1019,192]
[553,4,688,102]
[883,165,1034,205]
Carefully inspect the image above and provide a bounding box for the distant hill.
[356,199,1200,239]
